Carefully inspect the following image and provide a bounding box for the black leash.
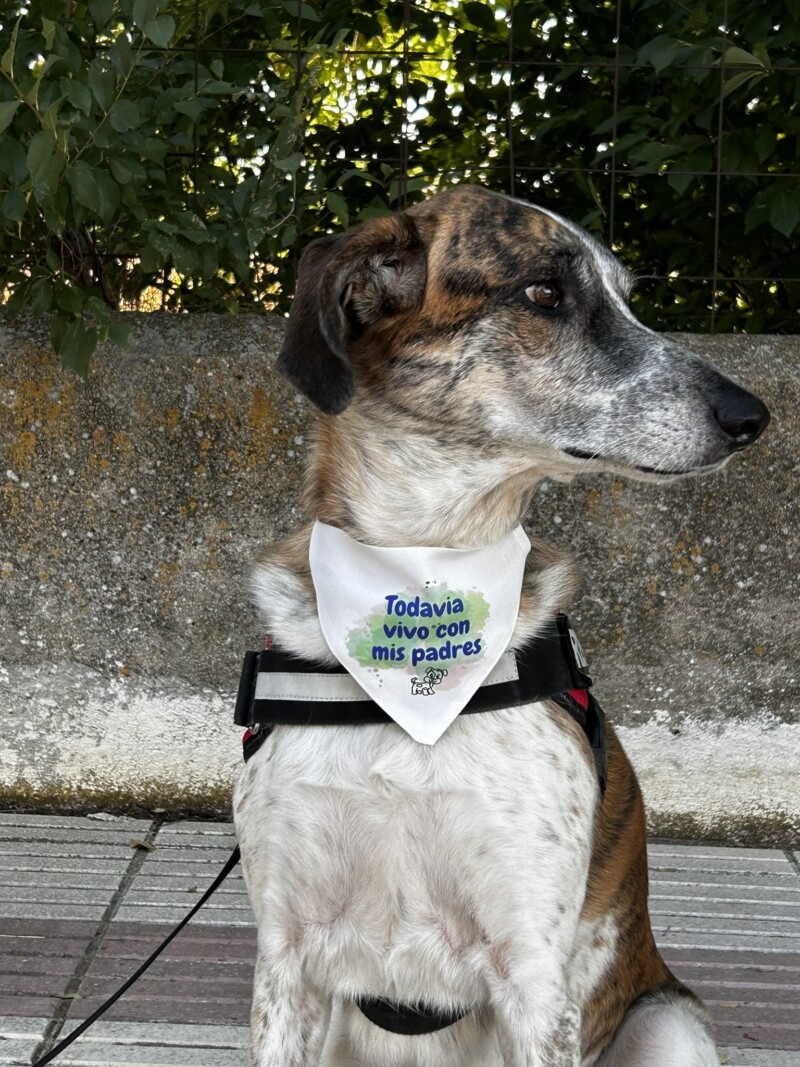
[31,846,242,1067]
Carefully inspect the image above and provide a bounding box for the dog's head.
[424,667,447,685]
[278,185,769,480]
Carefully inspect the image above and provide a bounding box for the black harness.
[235,613,607,1036]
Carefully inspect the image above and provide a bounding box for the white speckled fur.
[238,694,598,1066]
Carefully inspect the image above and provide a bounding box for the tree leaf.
[30,277,54,314]
[174,97,213,121]
[668,172,694,195]
[172,240,197,275]
[109,99,141,132]
[752,42,771,68]
[282,1,320,21]
[1,187,26,221]
[639,35,680,74]
[50,313,97,375]
[108,321,132,346]
[132,0,159,33]
[143,14,176,47]
[0,100,20,134]
[1,17,21,76]
[718,46,766,69]
[767,189,800,237]
[110,158,133,184]
[273,151,304,173]
[721,69,763,100]
[110,33,134,76]
[88,58,115,110]
[57,318,99,376]
[463,3,497,32]
[41,17,57,51]
[56,282,84,314]
[67,161,101,211]
[60,77,93,113]
[88,0,115,28]
[94,170,121,223]
[27,130,63,202]
[326,189,349,225]
[139,243,163,273]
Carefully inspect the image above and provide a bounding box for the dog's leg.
[591,988,718,1067]
[249,940,331,1067]
[492,978,581,1067]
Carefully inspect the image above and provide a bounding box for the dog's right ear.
[278,214,427,415]
[277,235,353,415]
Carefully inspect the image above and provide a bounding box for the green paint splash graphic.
[346,585,490,670]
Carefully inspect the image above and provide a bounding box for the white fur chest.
[234,702,599,1011]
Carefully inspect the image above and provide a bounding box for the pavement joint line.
[784,850,800,877]
[30,815,165,1064]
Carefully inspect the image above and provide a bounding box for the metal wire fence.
[2,0,799,336]
[198,0,800,332]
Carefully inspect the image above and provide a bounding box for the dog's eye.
[525,282,561,309]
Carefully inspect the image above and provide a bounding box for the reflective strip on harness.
[253,650,520,704]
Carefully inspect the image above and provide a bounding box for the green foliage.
[0,0,799,369]
[0,0,345,369]
[305,0,800,334]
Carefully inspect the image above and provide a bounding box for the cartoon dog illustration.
[410,666,448,695]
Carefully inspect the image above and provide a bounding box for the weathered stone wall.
[1,312,797,843]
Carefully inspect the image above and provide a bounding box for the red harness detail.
[567,687,589,709]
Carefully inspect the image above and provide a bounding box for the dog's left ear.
[278,213,427,415]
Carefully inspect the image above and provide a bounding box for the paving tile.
[156,823,237,838]
[0,815,152,923]
[651,844,795,860]
[720,1051,800,1065]
[114,824,250,928]
[654,914,799,938]
[0,920,97,1020]
[2,815,799,1058]
[652,870,800,892]
[649,849,795,870]
[0,1016,49,1066]
[52,1022,247,1067]
[69,924,256,1025]
[652,886,800,905]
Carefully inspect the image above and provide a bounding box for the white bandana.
[309,521,530,744]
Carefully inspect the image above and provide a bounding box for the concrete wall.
[1,311,798,844]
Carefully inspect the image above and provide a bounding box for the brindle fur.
[237,185,769,1066]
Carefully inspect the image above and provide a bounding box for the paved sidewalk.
[0,814,798,1066]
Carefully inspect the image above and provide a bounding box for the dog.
[411,667,449,695]
[234,185,770,1066]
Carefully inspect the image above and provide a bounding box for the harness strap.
[239,614,606,793]
[355,996,471,1034]
[552,690,607,795]
[236,615,591,727]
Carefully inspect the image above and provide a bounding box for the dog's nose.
[712,383,771,449]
